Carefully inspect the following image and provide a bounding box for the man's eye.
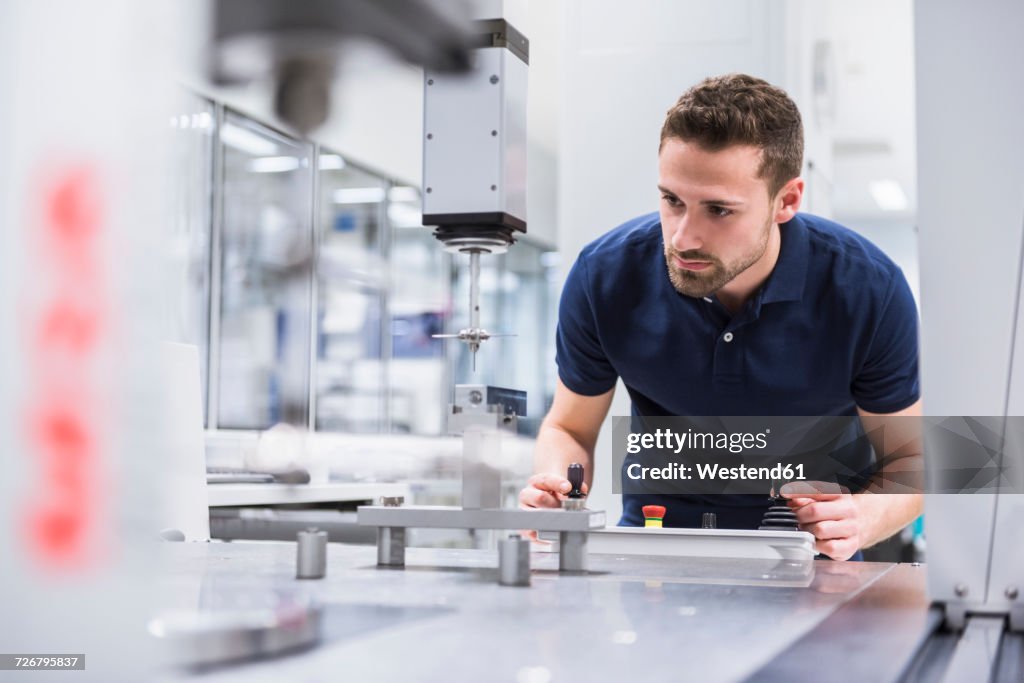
[661,195,681,207]
[708,206,733,218]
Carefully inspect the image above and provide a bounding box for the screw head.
[490,184,497,191]
[490,75,499,84]
[427,78,434,85]
[955,583,969,598]
[491,130,498,136]
[426,187,432,193]
[427,133,433,140]
[1007,586,1019,600]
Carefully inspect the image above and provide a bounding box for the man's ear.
[773,177,805,223]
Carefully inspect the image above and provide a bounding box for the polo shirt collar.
[758,213,809,305]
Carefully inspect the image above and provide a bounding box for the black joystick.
[567,463,585,499]
[758,496,800,531]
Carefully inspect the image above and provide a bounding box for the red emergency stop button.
[642,505,666,528]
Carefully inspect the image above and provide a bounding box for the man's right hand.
[517,379,611,539]
[518,473,590,542]
[518,473,589,509]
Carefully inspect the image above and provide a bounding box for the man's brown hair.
[660,73,803,198]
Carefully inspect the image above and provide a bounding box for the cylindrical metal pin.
[296,528,327,579]
[559,531,588,572]
[702,512,717,529]
[377,527,406,567]
[498,536,531,586]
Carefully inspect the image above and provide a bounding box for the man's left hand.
[780,482,864,561]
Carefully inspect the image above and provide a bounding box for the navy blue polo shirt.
[555,211,920,529]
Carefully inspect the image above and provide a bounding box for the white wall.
[780,0,834,217]
[827,0,917,224]
[558,0,788,252]
[524,0,561,247]
[788,0,918,289]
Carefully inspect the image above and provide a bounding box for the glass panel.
[315,153,388,432]
[165,92,214,422]
[389,191,450,435]
[217,112,313,429]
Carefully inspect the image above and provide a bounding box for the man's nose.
[669,215,702,253]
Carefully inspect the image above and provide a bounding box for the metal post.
[498,536,530,586]
[461,428,502,510]
[307,143,321,432]
[296,528,327,579]
[206,102,226,429]
[377,526,406,567]
[469,250,480,330]
[559,531,588,572]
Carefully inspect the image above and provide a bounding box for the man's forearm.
[855,492,923,548]
[856,405,925,549]
[534,420,595,489]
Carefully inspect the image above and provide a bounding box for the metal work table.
[154,541,933,682]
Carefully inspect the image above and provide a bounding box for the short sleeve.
[555,253,618,395]
[851,270,921,413]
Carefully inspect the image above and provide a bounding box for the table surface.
[155,541,931,683]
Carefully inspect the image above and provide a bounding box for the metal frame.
[196,97,216,427]
[307,142,321,432]
[377,180,392,432]
[358,505,604,572]
[170,90,218,429]
[538,526,817,563]
[744,564,936,683]
[205,102,226,430]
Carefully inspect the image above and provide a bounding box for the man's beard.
[663,217,772,298]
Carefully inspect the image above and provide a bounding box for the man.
[518,74,922,561]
